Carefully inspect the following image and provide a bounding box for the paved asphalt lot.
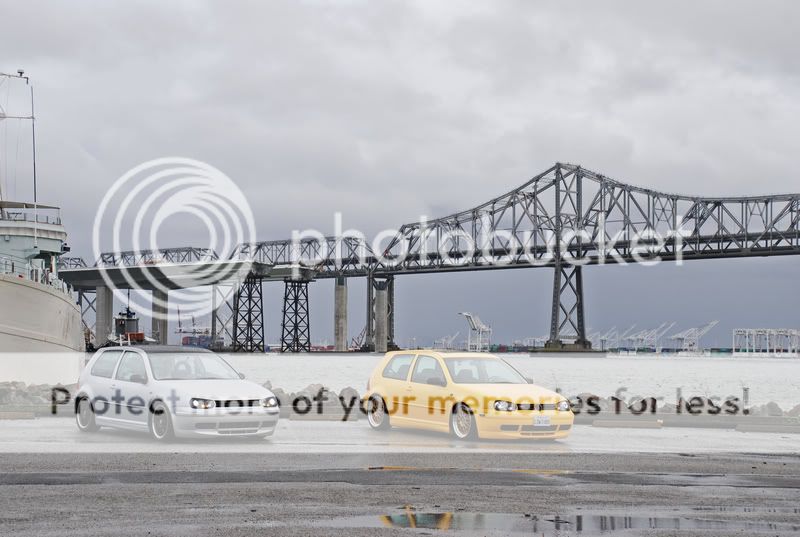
[0,418,799,536]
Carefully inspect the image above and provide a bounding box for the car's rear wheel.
[451,403,478,440]
[75,397,99,433]
[366,395,390,430]
[149,400,174,441]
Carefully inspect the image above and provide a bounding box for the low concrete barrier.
[592,419,663,429]
[0,411,35,420]
[2,381,799,432]
[735,423,800,434]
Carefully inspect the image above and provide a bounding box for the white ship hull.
[0,273,84,352]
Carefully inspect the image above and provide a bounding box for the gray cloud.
[1,0,797,345]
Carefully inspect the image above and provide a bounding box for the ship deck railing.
[0,202,62,226]
[1,255,74,296]
[0,211,62,225]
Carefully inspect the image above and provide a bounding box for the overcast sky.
[1,1,798,347]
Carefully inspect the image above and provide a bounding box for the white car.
[75,345,280,440]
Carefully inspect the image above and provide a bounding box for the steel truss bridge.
[61,163,800,352]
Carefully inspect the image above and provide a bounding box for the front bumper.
[172,407,280,437]
[476,410,574,439]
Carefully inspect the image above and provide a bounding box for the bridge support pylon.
[151,289,169,344]
[95,286,113,345]
[334,277,348,352]
[77,289,97,349]
[280,279,311,352]
[544,164,592,352]
[232,274,265,352]
[363,274,397,352]
[545,264,592,351]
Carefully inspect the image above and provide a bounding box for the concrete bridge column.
[373,280,388,353]
[334,277,348,352]
[152,289,169,344]
[365,274,375,350]
[95,285,114,344]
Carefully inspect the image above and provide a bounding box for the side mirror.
[525,377,534,384]
[427,377,447,387]
[130,374,148,384]
[238,372,246,379]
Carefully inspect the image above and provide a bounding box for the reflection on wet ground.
[5,418,800,454]
[324,507,800,534]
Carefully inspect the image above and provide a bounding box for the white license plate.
[534,416,551,427]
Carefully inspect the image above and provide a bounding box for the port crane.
[624,322,675,351]
[350,325,367,351]
[459,312,492,352]
[175,306,220,348]
[433,332,460,350]
[598,326,618,350]
[669,320,719,352]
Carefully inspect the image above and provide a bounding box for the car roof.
[101,345,212,354]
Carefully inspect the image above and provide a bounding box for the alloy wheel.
[149,401,174,441]
[75,398,98,432]
[451,404,476,440]
[367,396,390,430]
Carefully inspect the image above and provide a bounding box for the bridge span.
[60,163,800,353]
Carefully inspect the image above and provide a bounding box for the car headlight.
[260,396,279,408]
[493,400,516,412]
[556,399,571,412]
[190,398,216,410]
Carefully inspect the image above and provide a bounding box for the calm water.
[227,352,800,410]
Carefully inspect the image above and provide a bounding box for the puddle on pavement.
[323,509,800,534]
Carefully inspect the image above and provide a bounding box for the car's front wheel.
[366,395,390,430]
[75,397,99,433]
[149,400,174,441]
[450,403,478,440]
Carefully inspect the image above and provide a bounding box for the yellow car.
[364,351,573,440]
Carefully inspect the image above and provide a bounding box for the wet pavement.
[1,418,799,535]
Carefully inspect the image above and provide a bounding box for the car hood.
[154,379,273,402]
[453,383,565,403]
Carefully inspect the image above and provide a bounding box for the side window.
[90,351,123,379]
[115,352,147,383]
[411,355,446,385]
[382,354,415,381]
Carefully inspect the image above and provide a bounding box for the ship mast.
[0,70,38,243]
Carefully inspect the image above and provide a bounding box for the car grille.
[195,421,275,434]
[520,424,558,433]
[213,399,262,408]
[500,424,570,434]
[515,403,557,411]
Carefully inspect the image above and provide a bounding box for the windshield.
[147,353,241,381]
[444,358,527,384]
